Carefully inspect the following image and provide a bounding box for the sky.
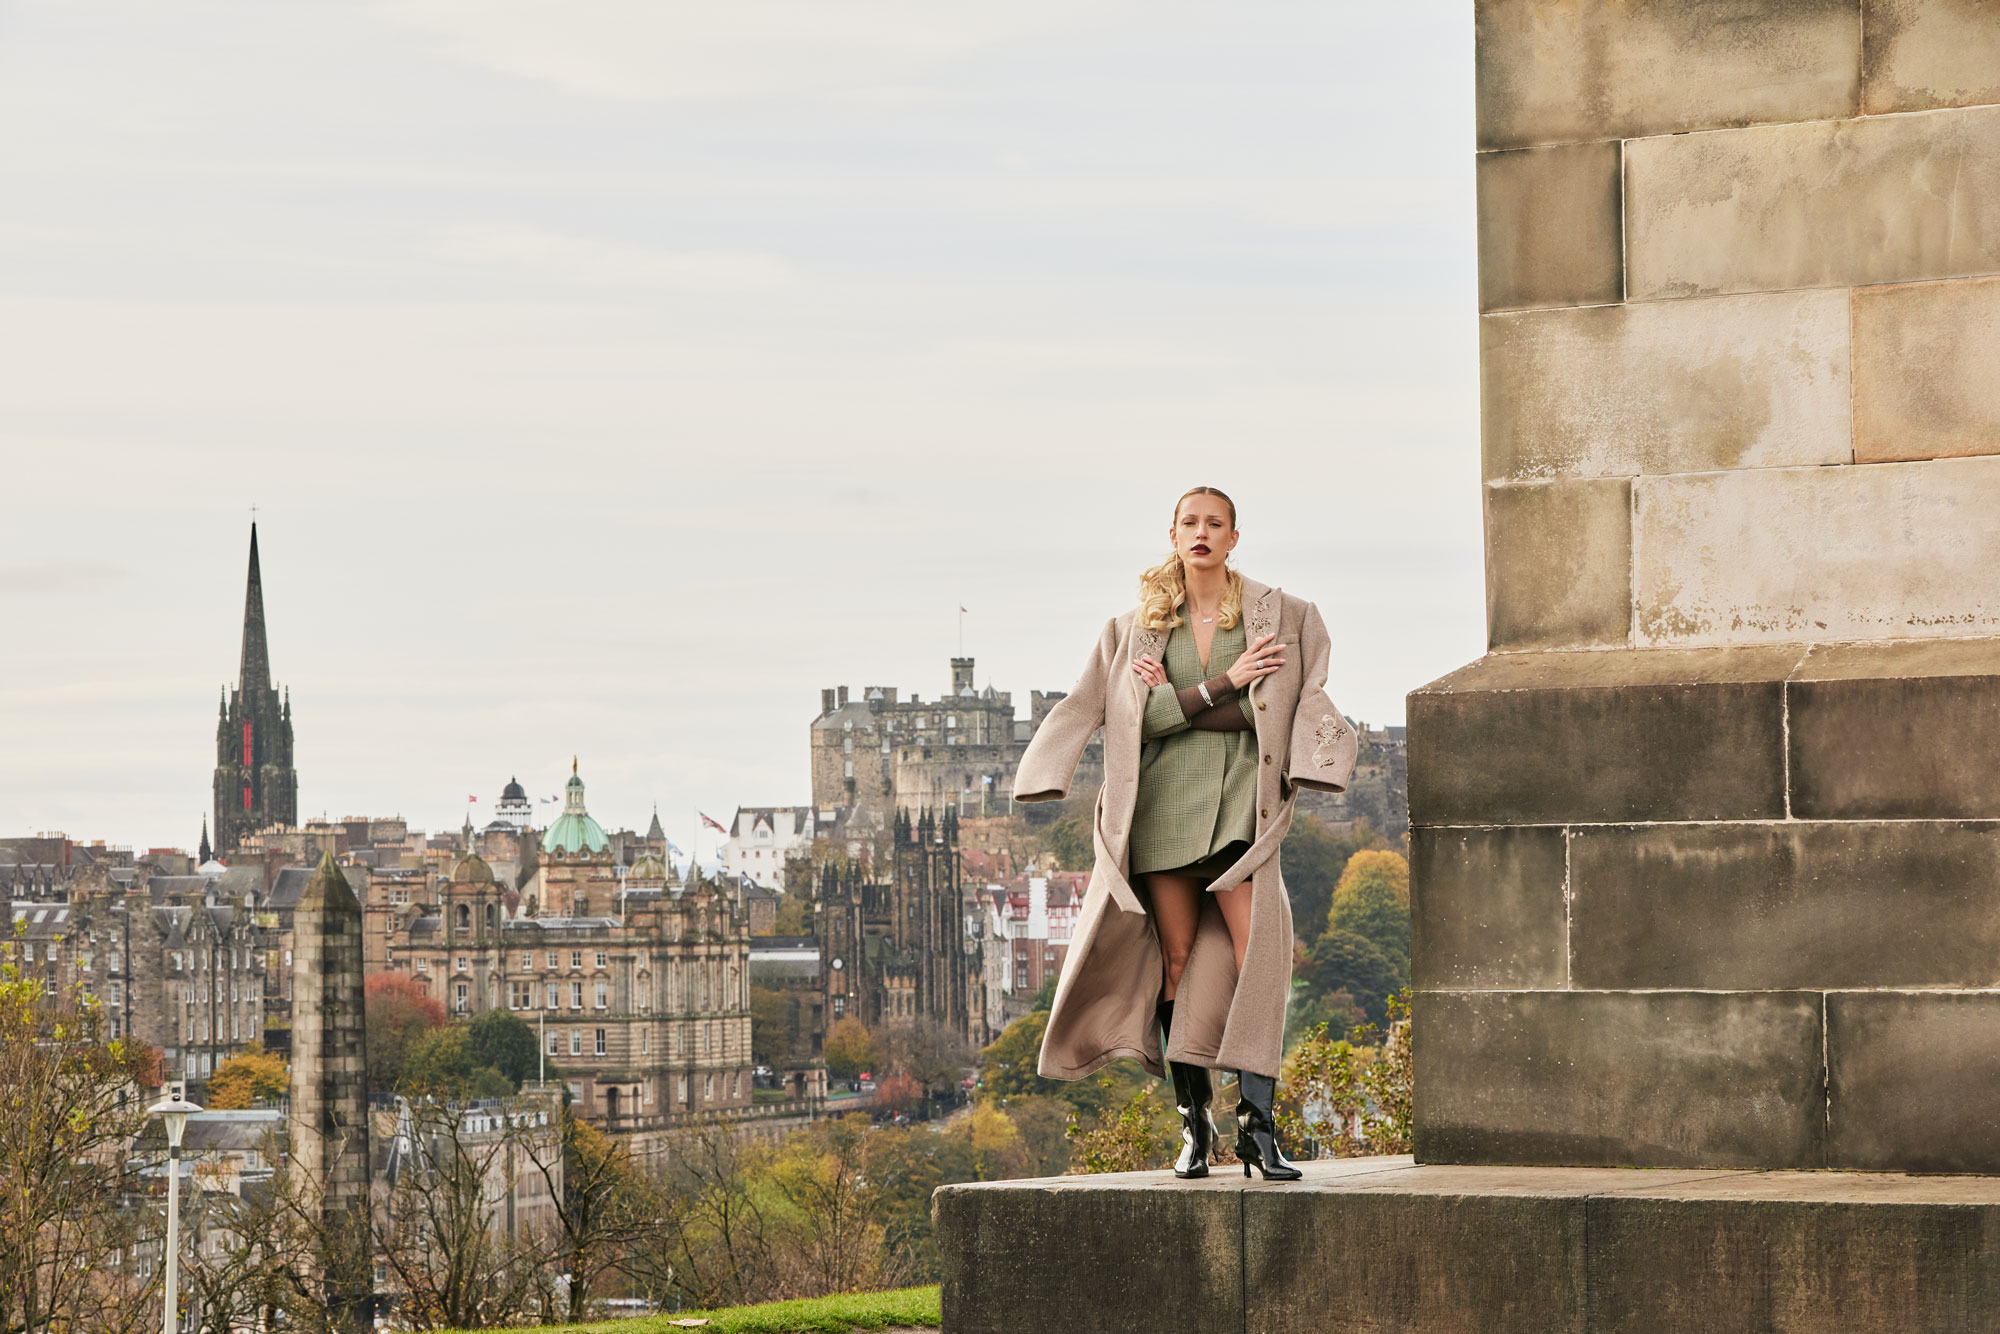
[0,0,1482,855]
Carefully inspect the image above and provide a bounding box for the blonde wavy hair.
[1137,486,1243,631]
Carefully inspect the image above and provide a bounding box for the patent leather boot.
[1234,1071,1303,1180]
[1158,1001,1217,1179]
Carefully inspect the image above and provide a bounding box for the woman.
[1013,485,1357,1179]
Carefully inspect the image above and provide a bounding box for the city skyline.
[0,2,1481,848]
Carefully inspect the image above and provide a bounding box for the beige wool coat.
[1014,577,1358,1080]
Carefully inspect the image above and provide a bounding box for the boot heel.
[1242,1161,1251,1178]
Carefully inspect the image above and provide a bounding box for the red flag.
[700,812,727,834]
[468,795,478,802]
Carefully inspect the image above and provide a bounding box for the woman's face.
[1170,496,1238,573]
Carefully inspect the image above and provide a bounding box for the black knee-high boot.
[1157,1000,1217,1178]
[1234,1071,1303,1180]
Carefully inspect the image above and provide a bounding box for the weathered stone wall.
[1416,0,2000,1172]
[1477,0,2000,652]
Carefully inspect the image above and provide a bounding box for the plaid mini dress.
[1127,613,1259,879]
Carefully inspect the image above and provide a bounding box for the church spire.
[199,817,212,865]
[239,523,271,697]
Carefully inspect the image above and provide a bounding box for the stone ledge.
[935,1160,2000,1332]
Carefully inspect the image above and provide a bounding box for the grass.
[472,1285,941,1334]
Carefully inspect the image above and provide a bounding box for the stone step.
[936,1157,2000,1333]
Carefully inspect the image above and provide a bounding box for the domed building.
[542,763,610,860]
[493,776,534,832]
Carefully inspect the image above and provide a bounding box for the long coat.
[1014,577,1358,1080]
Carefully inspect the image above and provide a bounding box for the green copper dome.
[541,761,609,856]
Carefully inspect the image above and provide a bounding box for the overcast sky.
[0,0,1481,855]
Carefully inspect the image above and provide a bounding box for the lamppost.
[147,1083,202,1334]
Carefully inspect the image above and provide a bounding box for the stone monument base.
[935,1157,2000,1332]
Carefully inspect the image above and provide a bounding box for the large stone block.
[1411,826,1567,990]
[1481,291,1852,483]
[1414,990,1827,1169]
[1587,1172,2000,1329]
[1407,647,1793,827]
[1626,104,2000,299]
[1477,142,1622,313]
[1246,1167,1595,1332]
[1484,478,1630,650]
[1632,459,2000,648]
[1569,821,2000,990]
[934,1170,1245,1334]
[1790,636,2000,819]
[1863,0,2000,115]
[1476,0,1859,150]
[1853,276,2000,462]
[1828,992,2000,1172]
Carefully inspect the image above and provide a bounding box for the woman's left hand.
[1132,653,1167,687]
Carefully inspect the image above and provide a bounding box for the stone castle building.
[213,524,297,855]
[811,657,1102,834]
[372,765,755,1131]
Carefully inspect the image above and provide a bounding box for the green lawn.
[470,1285,941,1333]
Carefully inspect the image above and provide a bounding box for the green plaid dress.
[1128,614,1259,878]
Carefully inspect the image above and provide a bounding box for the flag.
[667,841,685,858]
[700,812,727,834]
[960,605,968,613]
[467,795,478,802]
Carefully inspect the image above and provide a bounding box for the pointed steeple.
[198,817,212,865]
[647,805,666,842]
[239,523,271,697]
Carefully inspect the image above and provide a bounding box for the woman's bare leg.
[1213,877,1254,974]
[1144,873,1204,1000]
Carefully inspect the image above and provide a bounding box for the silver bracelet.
[1196,680,1214,708]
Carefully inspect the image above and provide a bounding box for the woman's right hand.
[1225,633,1284,690]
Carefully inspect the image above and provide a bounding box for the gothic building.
[813,807,986,1050]
[213,524,297,854]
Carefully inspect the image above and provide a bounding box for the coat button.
[1263,755,1272,765]
[1256,701,1266,711]
[1260,807,1269,818]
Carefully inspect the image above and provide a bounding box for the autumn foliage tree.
[205,1044,289,1109]
[364,971,445,1093]
[0,959,160,1334]
[821,1017,875,1083]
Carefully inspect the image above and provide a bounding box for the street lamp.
[147,1083,202,1334]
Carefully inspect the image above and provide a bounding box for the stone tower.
[213,523,297,854]
[289,852,370,1328]
[1414,0,2000,1174]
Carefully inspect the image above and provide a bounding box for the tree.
[770,892,812,937]
[1277,991,1412,1159]
[863,1124,979,1280]
[1333,848,1410,908]
[765,1115,911,1298]
[524,1110,679,1323]
[402,1024,476,1093]
[882,1018,973,1102]
[1064,1080,1173,1175]
[0,969,159,1334]
[1281,813,1385,941]
[466,1009,539,1090]
[1304,930,1404,1026]
[1041,806,1095,873]
[373,1097,548,1330]
[205,1044,289,1110]
[976,1011,1059,1101]
[365,972,446,1093]
[751,985,803,1067]
[822,1017,875,1083]
[1329,863,1411,966]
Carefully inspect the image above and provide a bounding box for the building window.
[678,1074,689,1103]
[594,1029,606,1056]
[455,956,468,974]
[548,951,559,969]
[571,981,583,1009]
[595,950,607,968]
[546,982,559,1009]
[844,761,853,778]
[547,1031,560,1056]
[595,981,607,1010]
[641,1028,648,1055]
[522,953,533,970]
[569,1030,581,1056]
[571,951,582,970]
[417,958,429,973]
[704,1074,714,1101]
[455,983,468,1012]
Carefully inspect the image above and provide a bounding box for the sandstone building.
[811,658,1102,834]
[373,765,756,1131]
